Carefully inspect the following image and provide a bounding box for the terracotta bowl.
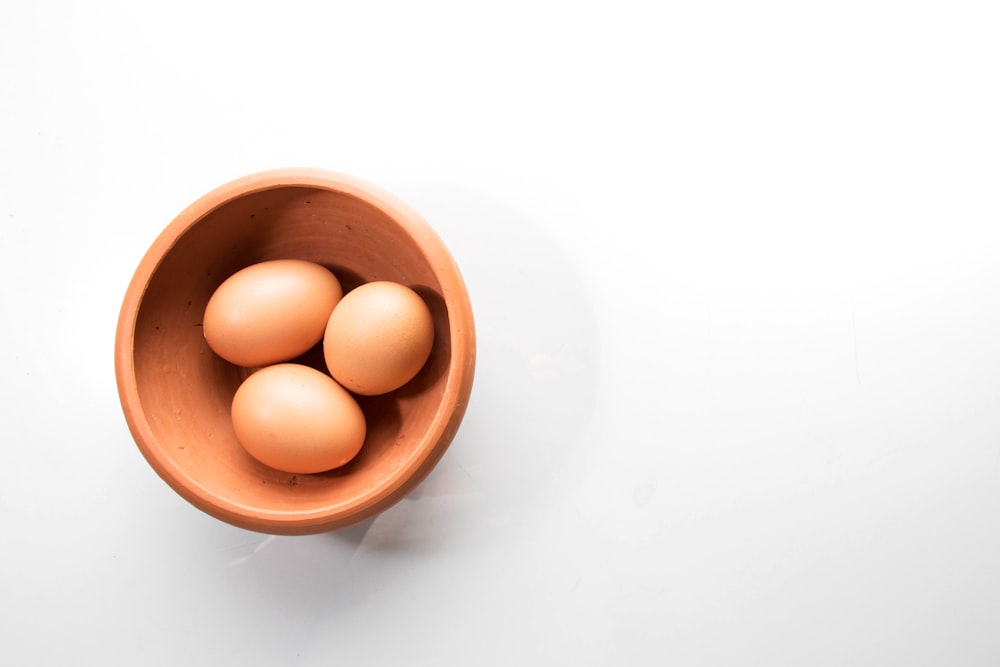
[115,169,476,535]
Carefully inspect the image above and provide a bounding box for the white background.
[2,1,999,664]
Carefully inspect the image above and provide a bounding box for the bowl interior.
[130,184,454,527]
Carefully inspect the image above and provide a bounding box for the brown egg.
[230,363,366,474]
[324,281,434,395]
[204,259,342,368]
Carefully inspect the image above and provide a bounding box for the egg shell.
[231,363,367,474]
[324,281,435,396]
[204,259,342,368]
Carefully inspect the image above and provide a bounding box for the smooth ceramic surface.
[5,2,1000,666]
[115,169,476,534]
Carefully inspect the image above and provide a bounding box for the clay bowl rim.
[114,168,476,535]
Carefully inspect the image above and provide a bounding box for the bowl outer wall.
[114,168,476,534]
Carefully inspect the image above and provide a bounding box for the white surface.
[2,1,1000,664]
